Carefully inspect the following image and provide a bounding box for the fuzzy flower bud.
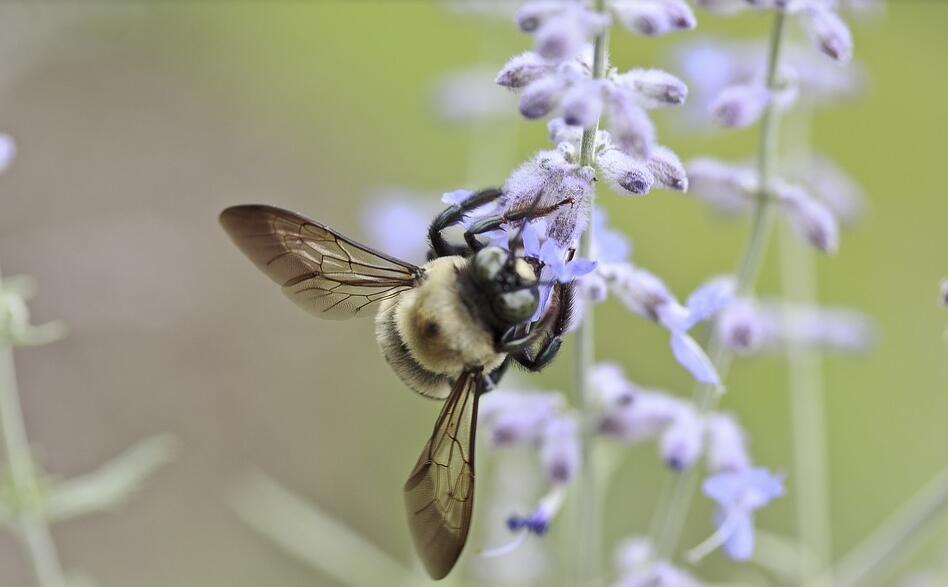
[716,297,765,353]
[496,51,555,89]
[660,406,704,471]
[540,414,581,484]
[618,68,689,109]
[612,0,693,36]
[561,80,605,128]
[536,7,610,63]
[686,158,757,214]
[942,279,948,307]
[799,3,854,64]
[775,181,840,253]
[599,390,683,442]
[606,87,657,157]
[711,83,770,128]
[647,145,688,192]
[705,413,750,473]
[515,0,565,32]
[599,148,655,196]
[589,362,637,407]
[519,75,568,119]
[479,389,564,445]
[609,264,674,321]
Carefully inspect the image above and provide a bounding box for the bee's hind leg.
[428,188,503,258]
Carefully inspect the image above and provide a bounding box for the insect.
[220,188,576,579]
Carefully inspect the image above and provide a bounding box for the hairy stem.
[573,0,608,583]
[652,10,787,559]
[0,266,68,587]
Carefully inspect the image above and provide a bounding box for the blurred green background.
[0,2,946,586]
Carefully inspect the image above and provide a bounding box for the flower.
[479,388,565,445]
[697,468,784,561]
[660,405,704,470]
[705,413,750,473]
[773,180,840,253]
[610,0,697,37]
[942,279,948,307]
[361,191,439,263]
[540,414,581,484]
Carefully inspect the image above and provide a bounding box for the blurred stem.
[652,11,787,560]
[778,140,832,582]
[815,462,948,587]
[574,0,608,584]
[0,265,68,587]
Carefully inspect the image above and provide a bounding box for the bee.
[220,188,576,579]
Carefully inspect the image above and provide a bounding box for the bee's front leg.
[428,188,503,258]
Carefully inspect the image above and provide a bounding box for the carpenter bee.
[220,188,575,579]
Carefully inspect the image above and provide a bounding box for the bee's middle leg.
[508,282,576,373]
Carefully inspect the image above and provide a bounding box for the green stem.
[652,10,787,559]
[0,266,68,587]
[573,1,608,584]
[815,462,948,587]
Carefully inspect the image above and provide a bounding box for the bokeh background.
[0,2,946,586]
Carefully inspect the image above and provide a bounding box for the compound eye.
[473,246,507,285]
[495,288,539,324]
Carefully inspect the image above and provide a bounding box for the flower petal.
[670,331,720,385]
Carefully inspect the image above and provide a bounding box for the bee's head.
[472,246,540,325]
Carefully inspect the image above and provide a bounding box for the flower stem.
[815,462,948,587]
[0,266,68,587]
[779,184,832,583]
[652,10,788,559]
[573,0,608,583]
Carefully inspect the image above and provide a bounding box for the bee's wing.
[220,204,423,319]
[404,368,485,579]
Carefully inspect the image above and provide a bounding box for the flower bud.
[598,148,655,196]
[599,390,682,442]
[612,0,671,36]
[589,362,636,406]
[496,51,554,89]
[606,87,656,157]
[0,134,15,174]
[776,181,840,253]
[535,14,586,63]
[647,145,688,192]
[515,0,564,32]
[540,414,581,484]
[660,0,698,30]
[660,406,704,471]
[716,297,765,353]
[617,68,688,109]
[705,413,750,473]
[686,158,757,214]
[519,75,568,120]
[711,83,770,129]
[942,279,948,307]
[608,264,673,320]
[799,4,853,64]
[480,389,563,445]
[561,80,605,128]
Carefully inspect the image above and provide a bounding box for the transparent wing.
[220,204,423,319]
[404,369,484,579]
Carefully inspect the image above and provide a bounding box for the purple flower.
[561,79,605,128]
[538,240,597,283]
[534,5,610,63]
[799,2,854,64]
[774,180,840,253]
[599,388,684,442]
[660,405,704,470]
[361,192,436,263]
[496,51,555,89]
[700,468,784,561]
[705,413,750,473]
[611,0,696,37]
[479,389,564,445]
[0,134,16,174]
[590,208,632,263]
[520,74,569,119]
[605,87,657,157]
[942,279,948,307]
[716,297,766,354]
[686,157,757,214]
[540,414,581,484]
[711,83,770,128]
[615,68,689,108]
[588,362,637,407]
[598,147,656,196]
[505,486,566,538]
[647,145,689,192]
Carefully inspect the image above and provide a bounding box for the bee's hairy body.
[375,256,507,399]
